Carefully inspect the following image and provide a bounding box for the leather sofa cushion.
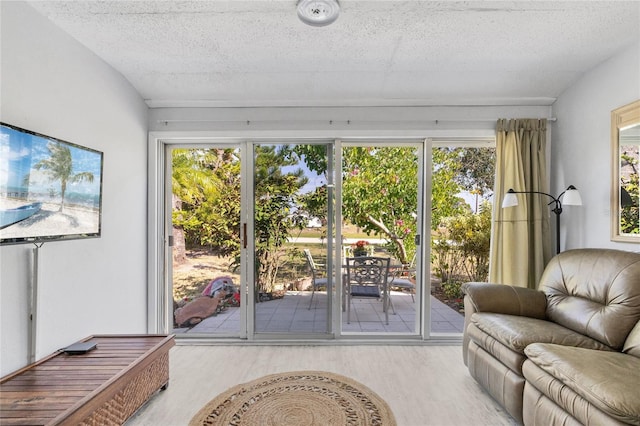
[467,323,527,373]
[525,343,640,425]
[471,313,613,354]
[539,249,640,350]
[468,313,612,374]
[624,321,640,357]
[523,375,628,426]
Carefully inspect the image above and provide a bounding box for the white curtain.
[489,119,551,288]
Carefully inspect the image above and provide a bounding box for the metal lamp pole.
[502,185,582,254]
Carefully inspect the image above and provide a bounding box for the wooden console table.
[0,334,175,425]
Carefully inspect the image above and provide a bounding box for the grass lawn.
[295,224,381,239]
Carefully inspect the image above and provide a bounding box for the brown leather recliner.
[462,248,640,425]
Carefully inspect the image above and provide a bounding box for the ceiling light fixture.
[297,0,340,27]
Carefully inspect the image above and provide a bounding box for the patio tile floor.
[174,290,464,335]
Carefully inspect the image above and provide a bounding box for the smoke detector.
[297,0,340,27]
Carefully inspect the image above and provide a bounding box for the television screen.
[0,123,103,245]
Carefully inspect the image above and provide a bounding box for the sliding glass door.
[160,138,449,341]
[169,145,244,337]
[429,141,495,336]
[251,142,334,338]
[340,142,424,336]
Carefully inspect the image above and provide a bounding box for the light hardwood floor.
[126,344,516,426]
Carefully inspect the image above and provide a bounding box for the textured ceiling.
[27,1,640,108]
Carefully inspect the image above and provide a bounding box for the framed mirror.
[611,100,640,242]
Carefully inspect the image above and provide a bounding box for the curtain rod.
[158,117,557,125]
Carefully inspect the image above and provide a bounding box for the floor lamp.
[502,185,583,254]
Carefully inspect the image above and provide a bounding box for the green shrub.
[442,280,463,299]
[432,202,491,284]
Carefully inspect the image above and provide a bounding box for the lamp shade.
[562,185,582,206]
[501,189,519,208]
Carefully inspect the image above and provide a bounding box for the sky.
[0,124,102,197]
[282,159,325,195]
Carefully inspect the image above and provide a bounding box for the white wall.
[552,42,640,251]
[0,2,149,375]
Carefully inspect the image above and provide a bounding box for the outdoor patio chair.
[345,256,391,325]
[304,249,328,309]
[388,256,416,308]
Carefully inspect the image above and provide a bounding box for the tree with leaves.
[172,146,311,293]
[449,147,496,197]
[253,145,308,293]
[341,147,419,264]
[32,142,94,212]
[297,145,471,265]
[431,148,469,229]
[171,148,240,264]
[620,148,639,234]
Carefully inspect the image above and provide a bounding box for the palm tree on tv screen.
[34,142,94,212]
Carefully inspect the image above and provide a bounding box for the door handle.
[243,223,247,249]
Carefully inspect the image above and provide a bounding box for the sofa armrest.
[461,282,547,366]
[462,282,547,318]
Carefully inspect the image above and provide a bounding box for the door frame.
[148,131,489,342]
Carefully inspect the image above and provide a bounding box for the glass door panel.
[429,145,494,335]
[252,142,334,336]
[169,147,243,337]
[340,144,422,335]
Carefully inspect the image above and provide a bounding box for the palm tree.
[34,142,94,211]
[171,149,226,264]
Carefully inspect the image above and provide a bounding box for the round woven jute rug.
[189,370,396,426]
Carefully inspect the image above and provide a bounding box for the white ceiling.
[27,1,640,108]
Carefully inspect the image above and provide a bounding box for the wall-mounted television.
[0,123,103,245]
